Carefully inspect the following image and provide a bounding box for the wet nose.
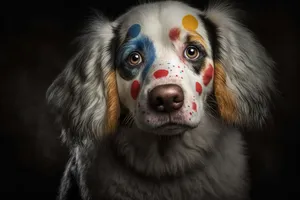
[149,84,184,113]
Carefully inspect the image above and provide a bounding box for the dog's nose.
[149,84,184,112]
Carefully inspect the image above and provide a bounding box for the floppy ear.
[46,16,120,144]
[201,3,275,128]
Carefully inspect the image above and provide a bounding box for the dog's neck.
[112,114,223,178]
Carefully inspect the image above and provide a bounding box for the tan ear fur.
[203,3,275,128]
[213,61,238,124]
[104,70,120,134]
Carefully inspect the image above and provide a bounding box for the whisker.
[122,114,131,125]
[121,113,136,128]
[128,113,136,127]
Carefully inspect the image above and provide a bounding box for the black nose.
[149,84,184,113]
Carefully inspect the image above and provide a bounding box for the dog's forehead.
[117,2,206,42]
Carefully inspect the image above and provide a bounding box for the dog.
[46,0,275,199]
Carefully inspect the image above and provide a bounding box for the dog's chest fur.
[76,129,248,200]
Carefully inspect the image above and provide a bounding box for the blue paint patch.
[117,34,156,80]
[141,38,156,80]
[127,24,141,38]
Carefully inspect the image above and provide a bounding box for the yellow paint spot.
[182,14,198,31]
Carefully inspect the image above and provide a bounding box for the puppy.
[47,1,275,199]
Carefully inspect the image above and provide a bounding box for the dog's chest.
[88,161,214,200]
[84,144,245,200]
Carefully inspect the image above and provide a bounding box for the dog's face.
[115,4,214,135]
[47,1,275,147]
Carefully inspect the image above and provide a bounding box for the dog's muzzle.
[135,61,201,135]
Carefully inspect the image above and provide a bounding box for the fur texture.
[46,1,275,199]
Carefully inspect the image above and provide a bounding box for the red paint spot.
[176,75,178,77]
[154,69,169,79]
[192,102,197,111]
[203,64,214,86]
[169,28,180,41]
[131,80,140,100]
[178,66,180,68]
[195,82,202,95]
[190,112,192,115]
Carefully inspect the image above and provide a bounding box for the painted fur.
[47,1,275,199]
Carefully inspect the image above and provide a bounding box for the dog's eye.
[184,46,200,60]
[127,52,143,66]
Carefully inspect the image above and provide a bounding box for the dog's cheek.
[202,64,214,86]
[116,74,135,110]
[193,78,206,114]
[184,65,213,122]
[192,63,214,121]
[190,83,202,120]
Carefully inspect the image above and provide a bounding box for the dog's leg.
[57,154,80,200]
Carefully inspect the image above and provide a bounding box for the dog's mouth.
[132,108,199,136]
[150,122,190,136]
[120,103,198,137]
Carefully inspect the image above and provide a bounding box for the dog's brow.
[186,31,207,49]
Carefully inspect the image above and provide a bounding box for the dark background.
[0,0,299,199]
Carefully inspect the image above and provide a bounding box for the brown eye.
[184,46,200,60]
[127,52,142,66]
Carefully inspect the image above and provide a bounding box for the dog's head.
[116,6,217,135]
[47,1,275,144]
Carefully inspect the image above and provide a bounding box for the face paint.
[195,82,202,95]
[192,102,197,111]
[169,28,180,41]
[127,24,141,38]
[182,15,198,31]
[153,69,169,79]
[141,39,156,80]
[203,64,214,86]
[131,80,140,100]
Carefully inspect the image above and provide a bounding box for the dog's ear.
[46,15,120,144]
[201,3,275,128]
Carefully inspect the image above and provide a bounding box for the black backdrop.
[1,0,299,199]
